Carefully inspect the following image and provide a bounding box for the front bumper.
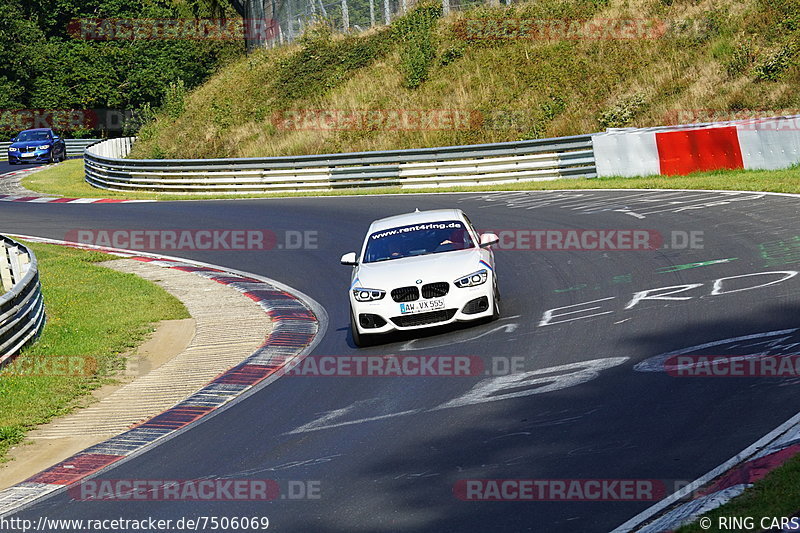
[350,282,495,335]
[8,148,52,163]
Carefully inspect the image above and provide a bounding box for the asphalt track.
[0,161,28,175]
[2,188,800,532]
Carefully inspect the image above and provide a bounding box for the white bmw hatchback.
[341,208,500,347]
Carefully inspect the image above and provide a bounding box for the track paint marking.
[286,357,629,434]
[634,329,800,373]
[657,258,738,273]
[554,275,632,294]
[710,271,798,295]
[437,357,629,409]
[613,209,645,219]
[540,270,800,327]
[759,236,800,267]
[554,284,589,293]
[287,408,423,434]
[538,297,617,326]
[398,316,520,351]
[625,284,703,309]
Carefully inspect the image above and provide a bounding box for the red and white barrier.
[593,115,800,177]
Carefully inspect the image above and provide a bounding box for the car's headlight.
[454,269,488,288]
[352,288,385,302]
[38,145,50,150]
[8,147,18,152]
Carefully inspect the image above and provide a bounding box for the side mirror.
[10,137,16,142]
[340,252,358,266]
[480,233,499,247]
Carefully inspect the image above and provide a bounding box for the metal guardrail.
[84,135,596,193]
[0,236,45,364]
[0,138,100,159]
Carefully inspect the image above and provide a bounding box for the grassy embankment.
[129,0,800,159]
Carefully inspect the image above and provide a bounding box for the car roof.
[368,209,466,233]
[19,128,52,133]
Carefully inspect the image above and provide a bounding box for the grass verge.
[677,453,800,532]
[0,242,189,460]
[20,159,800,201]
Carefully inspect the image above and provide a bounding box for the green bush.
[394,3,441,89]
[210,98,235,129]
[273,24,392,102]
[149,144,167,159]
[439,45,465,66]
[758,0,800,31]
[123,103,157,137]
[525,96,568,138]
[598,94,648,129]
[753,44,798,81]
[725,41,757,76]
[162,80,187,119]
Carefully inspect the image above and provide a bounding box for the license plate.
[399,298,445,314]
[20,152,34,157]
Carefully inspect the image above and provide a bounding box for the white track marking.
[538,297,617,326]
[634,329,799,373]
[286,357,629,434]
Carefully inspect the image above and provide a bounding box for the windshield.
[363,220,475,263]
[16,131,51,142]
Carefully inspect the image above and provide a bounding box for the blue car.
[7,128,67,165]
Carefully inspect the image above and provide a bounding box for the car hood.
[10,140,51,149]
[354,248,487,289]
